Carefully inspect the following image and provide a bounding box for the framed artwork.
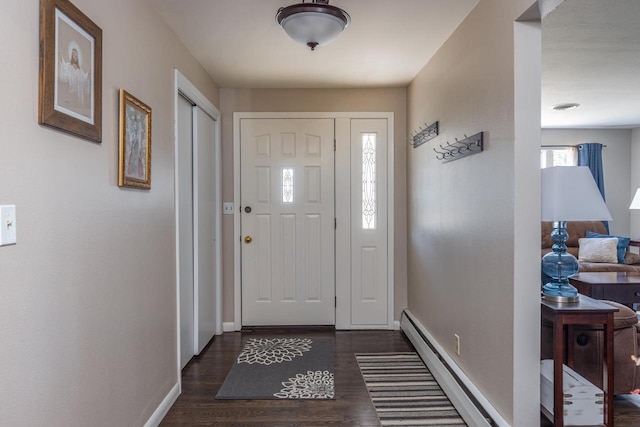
[39,0,102,143]
[119,89,152,189]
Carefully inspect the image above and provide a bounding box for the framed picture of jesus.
[39,0,102,143]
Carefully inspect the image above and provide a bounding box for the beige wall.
[542,129,633,236]
[406,0,539,424]
[0,1,218,426]
[219,88,408,323]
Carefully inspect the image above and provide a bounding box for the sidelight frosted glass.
[362,133,376,229]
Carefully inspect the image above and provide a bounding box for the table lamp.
[541,166,612,303]
[630,188,640,209]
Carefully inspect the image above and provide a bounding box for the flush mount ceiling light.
[276,0,351,51]
[551,103,580,111]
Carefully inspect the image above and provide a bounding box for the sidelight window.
[362,133,376,229]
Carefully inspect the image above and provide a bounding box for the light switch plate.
[0,205,17,246]
[223,202,234,215]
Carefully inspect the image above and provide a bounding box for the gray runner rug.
[356,353,467,426]
[216,336,334,400]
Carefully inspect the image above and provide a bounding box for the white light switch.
[0,205,16,246]
[223,202,234,215]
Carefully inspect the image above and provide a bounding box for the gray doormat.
[216,336,335,400]
[356,353,467,426]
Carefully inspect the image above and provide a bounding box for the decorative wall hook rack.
[433,131,483,163]
[410,121,438,148]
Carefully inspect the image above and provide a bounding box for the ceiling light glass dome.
[276,1,351,51]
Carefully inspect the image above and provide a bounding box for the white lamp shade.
[630,188,640,209]
[280,12,346,46]
[541,166,612,221]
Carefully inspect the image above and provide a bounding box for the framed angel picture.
[119,89,152,189]
[39,0,102,143]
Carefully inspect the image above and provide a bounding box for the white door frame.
[174,70,222,387]
[233,112,394,330]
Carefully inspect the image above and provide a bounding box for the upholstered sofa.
[541,221,640,273]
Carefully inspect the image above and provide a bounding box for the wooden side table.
[540,295,618,427]
[570,272,640,309]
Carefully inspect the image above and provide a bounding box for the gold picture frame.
[119,89,152,189]
[39,0,102,143]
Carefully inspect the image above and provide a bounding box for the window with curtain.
[540,147,577,168]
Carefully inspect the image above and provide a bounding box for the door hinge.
[335,296,337,307]
[334,218,337,229]
[334,139,336,151]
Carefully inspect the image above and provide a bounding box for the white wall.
[0,1,219,425]
[406,0,538,424]
[542,129,632,236]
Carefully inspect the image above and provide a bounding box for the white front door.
[240,118,335,325]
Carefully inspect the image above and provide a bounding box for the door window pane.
[282,168,294,203]
[362,133,376,229]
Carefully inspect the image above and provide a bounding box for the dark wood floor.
[160,329,640,426]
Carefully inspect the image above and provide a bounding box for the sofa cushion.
[586,230,631,264]
[579,261,640,273]
[625,252,640,265]
[604,300,639,329]
[578,237,618,263]
[542,221,608,249]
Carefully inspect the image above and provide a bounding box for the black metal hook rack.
[410,121,439,148]
[433,132,483,163]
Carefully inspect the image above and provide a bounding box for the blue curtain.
[578,143,609,232]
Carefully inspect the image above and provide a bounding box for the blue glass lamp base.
[541,221,580,304]
[541,282,580,303]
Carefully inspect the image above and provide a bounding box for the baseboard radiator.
[401,309,508,427]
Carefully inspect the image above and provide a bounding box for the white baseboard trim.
[222,322,235,332]
[393,320,401,330]
[401,310,508,427]
[144,382,180,427]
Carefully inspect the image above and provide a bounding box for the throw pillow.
[578,237,618,263]
[625,252,640,265]
[585,230,631,264]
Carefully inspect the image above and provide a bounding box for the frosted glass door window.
[362,133,376,229]
[282,168,294,203]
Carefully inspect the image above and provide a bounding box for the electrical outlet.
[454,334,460,356]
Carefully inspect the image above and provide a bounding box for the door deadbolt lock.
[244,206,252,213]
[244,236,253,244]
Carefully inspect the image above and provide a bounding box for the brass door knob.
[244,236,253,244]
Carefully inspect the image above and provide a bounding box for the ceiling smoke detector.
[276,0,351,51]
[551,103,580,111]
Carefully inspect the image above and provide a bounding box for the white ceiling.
[149,0,640,128]
[149,0,479,88]
[542,0,640,128]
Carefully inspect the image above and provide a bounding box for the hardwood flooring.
[160,329,640,426]
[161,330,414,426]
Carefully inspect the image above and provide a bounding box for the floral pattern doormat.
[215,337,335,400]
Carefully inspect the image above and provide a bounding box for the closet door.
[193,107,217,354]
[177,94,194,368]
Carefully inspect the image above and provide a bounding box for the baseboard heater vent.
[401,309,507,427]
